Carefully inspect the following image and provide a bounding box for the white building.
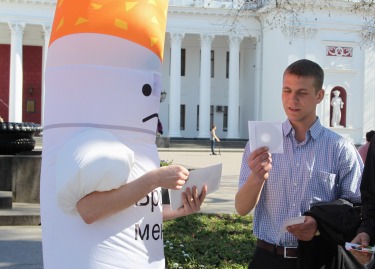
[0,0,374,144]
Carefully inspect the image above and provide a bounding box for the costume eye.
[142,84,152,97]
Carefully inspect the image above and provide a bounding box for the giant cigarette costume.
[40,0,168,268]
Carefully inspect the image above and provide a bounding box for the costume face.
[45,42,162,136]
[282,73,324,126]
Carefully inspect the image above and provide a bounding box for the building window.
[181,48,186,76]
[26,100,36,113]
[180,104,185,130]
[226,51,229,78]
[226,52,241,79]
[223,106,228,131]
[211,50,215,78]
[239,52,241,79]
[197,105,215,131]
[196,105,199,131]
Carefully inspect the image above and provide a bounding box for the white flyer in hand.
[168,163,222,211]
[279,216,305,234]
[345,242,375,253]
[248,121,283,153]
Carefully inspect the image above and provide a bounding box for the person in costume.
[40,1,206,268]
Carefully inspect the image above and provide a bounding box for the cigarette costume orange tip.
[40,0,169,268]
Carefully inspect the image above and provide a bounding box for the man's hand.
[350,232,373,265]
[178,185,207,216]
[163,185,207,221]
[248,147,272,182]
[286,216,317,241]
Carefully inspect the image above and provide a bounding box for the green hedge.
[164,213,256,269]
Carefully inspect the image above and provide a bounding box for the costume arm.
[77,165,190,224]
[77,169,159,224]
[56,130,135,215]
[56,130,189,223]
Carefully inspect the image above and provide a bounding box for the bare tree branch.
[351,0,375,45]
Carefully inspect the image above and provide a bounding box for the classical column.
[197,34,214,138]
[254,35,262,120]
[8,22,25,123]
[323,91,331,127]
[226,34,242,139]
[346,93,353,128]
[41,24,51,126]
[168,32,184,137]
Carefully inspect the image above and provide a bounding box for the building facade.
[0,0,374,144]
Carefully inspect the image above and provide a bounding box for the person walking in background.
[235,59,363,269]
[358,130,375,163]
[210,125,220,155]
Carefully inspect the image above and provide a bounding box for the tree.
[227,0,375,45]
[216,0,333,39]
[351,0,375,46]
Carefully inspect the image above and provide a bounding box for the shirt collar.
[282,117,323,141]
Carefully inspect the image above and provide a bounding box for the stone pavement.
[159,148,243,214]
[0,147,244,268]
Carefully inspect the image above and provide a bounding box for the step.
[0,203,40,226]
[0,191,12,209]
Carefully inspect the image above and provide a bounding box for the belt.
[256,239,298,259]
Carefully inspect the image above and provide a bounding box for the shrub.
[161,159,173,167]
[164,213,256,269]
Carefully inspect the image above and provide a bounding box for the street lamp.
[160,90,167,103]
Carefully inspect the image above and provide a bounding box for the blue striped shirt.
[238,119,363,247]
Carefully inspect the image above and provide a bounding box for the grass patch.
[164,213,256,269]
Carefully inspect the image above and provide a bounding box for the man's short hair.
[284,59,324,92]
[366,130,375,142]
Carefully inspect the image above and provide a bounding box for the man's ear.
[316,89,325,103]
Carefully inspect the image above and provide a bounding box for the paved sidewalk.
[0,226,43,269]
[0,148,244,269]
[159,148,243,214]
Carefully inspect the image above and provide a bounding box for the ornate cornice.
[168,1,257,18]
[281,26,318,40]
